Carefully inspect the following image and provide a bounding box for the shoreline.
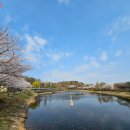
[10,92,38,130]
[17,91,56,130]
[85,90,130,100]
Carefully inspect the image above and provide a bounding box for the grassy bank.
[86,90,130,100]
[0,90,57,130]
[0,90,37,130]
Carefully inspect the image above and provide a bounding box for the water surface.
[26,91,130,130]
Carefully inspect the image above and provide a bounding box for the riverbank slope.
[0,91,37,130]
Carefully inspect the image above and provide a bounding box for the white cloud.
[5,15,13,24]
[58,0,70,5]
[41,56,130,83]
[43,70,77,82]
[24,34,48,63]
[64,52,73,57]
[84,56,100,68]
[39,51,130,83]
[91,60,100,68]
[25,34,36,53]
[27,54,38,63]
[74,64,88,73]
[24,34,73,65]
[115,50,122,57]
[111,36,117,42]
[100,52,108,61]
[33,36,47,46]
[51,53,61,62]
[22,25,30,32]
[42,67,120,84]
[108,16,130,36]
[46,51,73,62]
[25,34,47,53]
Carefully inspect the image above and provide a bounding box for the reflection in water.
[43,95,47,107]
[96,94,130,108]
[69,95,74,106]
[29,99,40,110]
[97,94,115,104]
[26,91,130,130]
[117,98,130,108]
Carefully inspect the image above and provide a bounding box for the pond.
[26,91,130,130]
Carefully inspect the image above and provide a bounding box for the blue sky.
[0,0,130,83]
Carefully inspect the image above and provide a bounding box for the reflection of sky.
[27,91,130,130]
[35,91,130,109]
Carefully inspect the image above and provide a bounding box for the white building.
[68,85,77,89]
[69,95,74,106]
[82,85,96,90]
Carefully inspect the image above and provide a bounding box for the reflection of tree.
[97,94,130,108]
[44,96,47,107]
[30,100,40,110]
[117,98,130,108]
[97,95,115,104]
[49,94,52,103]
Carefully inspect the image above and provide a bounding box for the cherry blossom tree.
[0,27,31,89]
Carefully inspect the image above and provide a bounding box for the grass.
[0,90,56,130]
[0,90,35,130]
[86,90,130,100]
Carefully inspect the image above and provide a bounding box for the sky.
[0,0,130,83]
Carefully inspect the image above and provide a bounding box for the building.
[84,85,96,89]
[68,85,77,89]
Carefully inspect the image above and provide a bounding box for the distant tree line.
[114,82,130,91]
[87,81,130,91]
[25,79,85,90]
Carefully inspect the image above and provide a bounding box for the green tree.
[24,76,40,84]
[32,81,41,88]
